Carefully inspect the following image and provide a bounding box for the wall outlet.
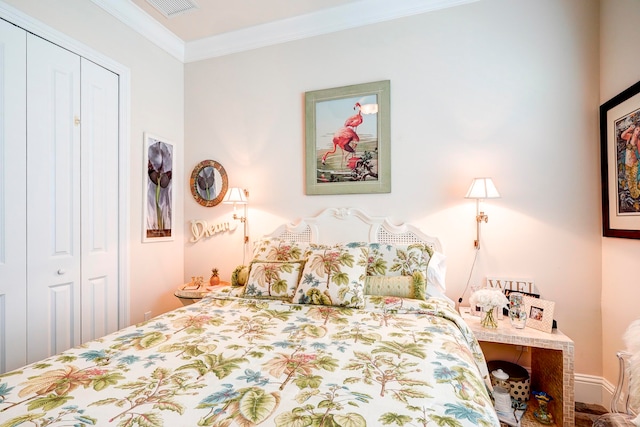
[144,311,152,321]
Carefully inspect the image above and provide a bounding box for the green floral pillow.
[251,238,308,261]
[364,271,426,300]
[243,260,305,300]
[366,243,433,278]
[293,245,368,308]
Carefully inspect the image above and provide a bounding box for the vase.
[532,391,554,425]
[481,307,498,328]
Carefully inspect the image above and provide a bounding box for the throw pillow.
[243,260,305,300]
[364,271,426,300]
[367,243,432,277]
[251,238,308,262]
[293,245,368,308]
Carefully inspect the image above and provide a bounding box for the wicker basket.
[487,360,530,402]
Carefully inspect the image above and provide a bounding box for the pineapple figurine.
[209,268,220,287]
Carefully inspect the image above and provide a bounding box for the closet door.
[80,59,119,342]
[26,34,81,363]
[0,19,27,372]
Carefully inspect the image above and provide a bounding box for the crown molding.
[92,0,478,63]
[185,0,478,62]
[90,0,185,62]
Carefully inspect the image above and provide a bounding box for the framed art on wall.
[305,80,390,195]
[143,133,174,242]
[190,159,228,207]
[601,80,640,239]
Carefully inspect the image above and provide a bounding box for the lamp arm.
[473,197,489,249]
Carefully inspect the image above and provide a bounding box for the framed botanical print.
[143,133,174,242]
[190,160,228,207]
[305,80,390,195]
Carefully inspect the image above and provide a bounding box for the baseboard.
[575,373,615,408]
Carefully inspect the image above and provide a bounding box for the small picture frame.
[503,289,539,316]
[523,296,555,333]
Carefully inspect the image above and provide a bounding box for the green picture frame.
[305,80,390,195]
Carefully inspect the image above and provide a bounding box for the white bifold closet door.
[0,24,119,371]
[0,18,28,373]
[26,33,83,363]
[80,53,120,345]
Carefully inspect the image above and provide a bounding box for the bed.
[0,208,500,426]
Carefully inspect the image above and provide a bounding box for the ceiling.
[92,0,478,62]
[130,0,362,42]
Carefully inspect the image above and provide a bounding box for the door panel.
[0,19,27,373]
[81,59,119,342]
[26,34,81,363]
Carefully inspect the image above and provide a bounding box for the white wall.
[3,0,608,387]
[184,0,602,377]
[2,0,186,324]
[600,0,640,396]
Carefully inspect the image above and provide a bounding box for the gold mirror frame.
[190,160,228,207]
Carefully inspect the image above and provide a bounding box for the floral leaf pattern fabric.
[294,246,368,308]
[366,243,432,277]
[364,270,427,300]
[251,238,309,261]
[244,260,305,300]
[0,295,499,426]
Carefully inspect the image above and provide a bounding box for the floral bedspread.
[0,295,499,427]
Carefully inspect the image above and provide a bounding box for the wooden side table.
[174,281,232,305]
[460,308,575,426]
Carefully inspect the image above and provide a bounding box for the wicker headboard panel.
[264,208,442,252]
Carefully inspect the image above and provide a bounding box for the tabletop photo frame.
[523,295,555,333]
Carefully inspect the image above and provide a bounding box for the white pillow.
[427,251,447,292]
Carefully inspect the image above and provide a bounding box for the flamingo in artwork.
[322,126,359,165]
[344,102,363,130]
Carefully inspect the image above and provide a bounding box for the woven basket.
[488,360,530,402]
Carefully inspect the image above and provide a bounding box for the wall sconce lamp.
[464,177,500,250]
[223,187,249,246]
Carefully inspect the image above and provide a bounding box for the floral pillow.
[293,245,368,308]
[364,271,426,300]
[251,238,308,262]
[243,260,305,300]
[366,243,433,278]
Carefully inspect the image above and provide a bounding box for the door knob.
[57,269,65,275]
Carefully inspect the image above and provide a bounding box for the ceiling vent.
[145,0,199,18]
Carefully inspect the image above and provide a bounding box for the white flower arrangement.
[469,288,509,309]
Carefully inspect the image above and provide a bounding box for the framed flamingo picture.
[143,132,175,242]
[305,80,390,195]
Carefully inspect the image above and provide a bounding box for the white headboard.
[265,207,443,253]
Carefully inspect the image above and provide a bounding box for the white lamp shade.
[223,187,247,204]
[465,178,500,199]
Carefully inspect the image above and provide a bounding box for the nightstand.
[460,308,575,426]
[174,281,232,305]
